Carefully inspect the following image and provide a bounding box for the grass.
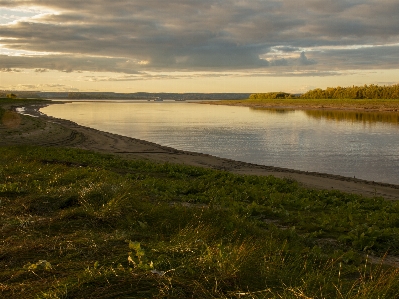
[0,97,48,106]
[0,98,49,128]
[205,98,399,111]
[1,145,399,298]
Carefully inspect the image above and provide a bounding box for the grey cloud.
[265,52,317,67]
[84,73,169,82]
[39,84,79,91]
[0,55,142,74]
[242,70,346,77]
[269,59,288,67]
[18,84,37,89]
[0,0,398,73]
[85,71,247,82]
[8,83,80,91]
[296,0,362,13]
[273,47,300,53]
[0,67,21,72]
[309,45,399,70]
[298,52,316,66]
[377,81,398,86]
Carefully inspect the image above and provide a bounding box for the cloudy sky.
[0,0,398,93]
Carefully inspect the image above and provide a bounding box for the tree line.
[250,84,399,100]
[249,92,297,99]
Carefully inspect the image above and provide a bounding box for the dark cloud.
[0,0,398,74]
[310,45,399,70]
[0,54,142,74]
[298,52,316,66]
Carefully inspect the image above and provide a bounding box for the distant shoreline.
[2,99,399,200]
[201,98,399,113]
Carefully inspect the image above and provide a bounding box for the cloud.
[243,70,345,77]
[0,67,21,72]
[0,0,398,75]
[83,71,243,82]
[309,44,399,70]
[7,83,79,91]
[12,84,37,90]
[298,52,316,66]
[38,84,79,91]
[0,54,143,74]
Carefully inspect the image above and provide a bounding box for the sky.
[0,0,398,93]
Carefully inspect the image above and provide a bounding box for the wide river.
[41,101,399,185]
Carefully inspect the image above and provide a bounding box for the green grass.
[0,98,49,122]
[0,97,48,105]
[1,145,399,298]
[208,98,399,110]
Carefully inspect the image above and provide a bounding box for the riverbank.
[202,98,399,112]
[1,99,399,200]
[3,145,399,298]
[2,98,399,298]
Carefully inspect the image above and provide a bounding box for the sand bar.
[2,101,398,200]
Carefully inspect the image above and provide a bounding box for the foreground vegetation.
[1,146,399,298]
[250,84,399,100]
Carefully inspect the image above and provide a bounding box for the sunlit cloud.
[0,6,58,25]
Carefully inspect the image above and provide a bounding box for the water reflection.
[251,108,295,114]
[305,110,399,125]
[252,108,399,125]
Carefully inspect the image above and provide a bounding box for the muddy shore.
[2,101,398,200]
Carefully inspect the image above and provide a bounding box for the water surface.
[41,101,399,184]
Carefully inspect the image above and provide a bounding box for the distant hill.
[0,91,251,100]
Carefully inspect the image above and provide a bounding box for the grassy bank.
[0,97,49,108]
[0,98,49,129]
[205,98,399,111]
[1,146,399,298]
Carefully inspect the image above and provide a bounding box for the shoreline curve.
[5,101,399,201]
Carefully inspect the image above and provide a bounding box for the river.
[40,100,399,185]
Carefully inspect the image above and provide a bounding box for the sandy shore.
[2,101,399,200]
